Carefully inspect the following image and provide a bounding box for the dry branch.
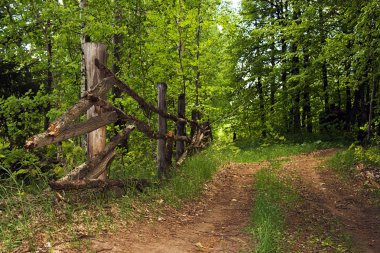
[85,149,116,179]
[95,59,201,127]
[49,178,150,191]
[89,95,159,139]
[25,112,118,149]
[59,125,135,181]
[176,129,208,166]
[46,76,116,137]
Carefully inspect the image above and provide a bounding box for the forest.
[1,0,380,252]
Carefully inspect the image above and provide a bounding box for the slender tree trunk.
[345,85,352,130]
[257,77,266,137]
[303,86,312,133]
[195,3,202,107]
[290,41,300,131]
[322,60,329,113]
[157,82,168,180]
[176,94,186,160]
[367,75,377,142]
[44,20,53,130]
[80,0,90,150]
[281,38,288,130]
[177,0,186,95]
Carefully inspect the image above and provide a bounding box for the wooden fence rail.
[25,42,212,191]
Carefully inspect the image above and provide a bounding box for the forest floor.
[54,149,380,253]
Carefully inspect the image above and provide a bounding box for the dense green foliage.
[232,0,380,142]
[1,0,379,179]
[0,0,235,177]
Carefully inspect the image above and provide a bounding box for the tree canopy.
[0,0,379,178]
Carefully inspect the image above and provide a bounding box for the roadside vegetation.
[0,136,339,252]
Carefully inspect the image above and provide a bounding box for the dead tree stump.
[84,42,108,180]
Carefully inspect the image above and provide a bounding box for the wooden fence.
[25,43,212,191]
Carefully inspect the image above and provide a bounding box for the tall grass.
[249,167,297,253]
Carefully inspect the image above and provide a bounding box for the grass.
[326,148,357,177]
[248,166,297,253]
[0,137,340,251]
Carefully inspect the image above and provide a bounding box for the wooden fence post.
[157,82,168,179]
[84,42,107,180]
[176,93,186,160]
[190,109,201,139]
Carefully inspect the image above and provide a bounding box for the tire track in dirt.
[281,149,380,253]
[90,163,264,253]
[56,149,380,253]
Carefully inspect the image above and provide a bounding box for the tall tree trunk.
[44,20,53,130]
[345,85,352,130]
[367,75,377,142]
[177,0,186,95]
[80,0,90,150]
[257,77,266,137]
[80,0,90,97]
[322,60,329,113]
[281,38,288,130]
[195,3,202,107]
[290,42,300,131]
[112,0,128,153]
[303,86,312,133]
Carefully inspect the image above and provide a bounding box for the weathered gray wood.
[59,125,135,181]
[44,76,115,138]
[176,93,186,160]
[84,43,107,180]
[91,95,158,139]
[85,149,116,179]
[157,82,168,180]
[25,112,118,149]
[94,60,204,127]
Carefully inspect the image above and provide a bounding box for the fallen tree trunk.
[59,125,135,181]
[25,111,118,149]
[49,178,150,191]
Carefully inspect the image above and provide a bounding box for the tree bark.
[94,60,201,128]
[25,111,118,149]
[45,76,115,137]
[176,93,186,160]
[84,43,107,180]
[157,82,168,180]
[59,125,135,181]
[44,19,53,131]
[257,77,266,137]
[322,60,329,113]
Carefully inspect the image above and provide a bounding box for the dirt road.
[59,149,380,253]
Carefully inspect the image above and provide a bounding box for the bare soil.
[88,163,264,253]
[280,149,380,253]
[54,149,380,253]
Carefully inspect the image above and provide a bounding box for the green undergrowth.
[0,138,341,251]
[327,144,380,176]
[249,165,297,253]
[327,144,380,199]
